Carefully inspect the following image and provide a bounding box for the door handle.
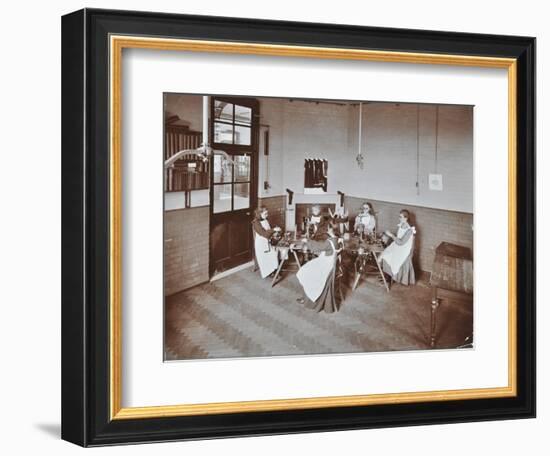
[246,212,251,216]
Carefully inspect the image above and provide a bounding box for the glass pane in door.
[214,122,233,144]
[234,125,251,145]
[213,184,232,213]
[234,155,251,182]
[214,100,233,121]
[213,154,233,183]
[233,183,250,210]
[234,105,252,125]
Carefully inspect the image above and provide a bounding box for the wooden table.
[344,236,389,292]
[270,235,389,293]
[271,242,303,287]
[429,242,473,348]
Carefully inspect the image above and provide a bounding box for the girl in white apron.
[296,222,343,313]
[305,204,324,238]
[354,201,376,234]
[252,207,279,278]
[380,209,416,285]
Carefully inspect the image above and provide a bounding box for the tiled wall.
[258,195,286,230]
[345,196,473,274]
[165,197,285,295]
[164,206,210,296]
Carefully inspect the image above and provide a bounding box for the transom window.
[213,100,252,146]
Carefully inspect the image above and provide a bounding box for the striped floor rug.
[165,266,473,360]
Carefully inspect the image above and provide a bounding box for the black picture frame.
[62,8,535,447]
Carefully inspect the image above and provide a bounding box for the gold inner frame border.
[109,35,517,420]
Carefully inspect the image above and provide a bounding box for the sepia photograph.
[163,93,474,361]
[57,5,536,447]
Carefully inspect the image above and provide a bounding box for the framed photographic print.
[61,8,536,447]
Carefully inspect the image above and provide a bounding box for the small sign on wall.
[429,173,443,191]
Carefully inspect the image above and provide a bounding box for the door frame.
[208,95,260,276]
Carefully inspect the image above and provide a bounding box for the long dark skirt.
[302,272,340,313]
[381,253,416,286]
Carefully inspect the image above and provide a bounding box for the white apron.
[380,225,415,275]
[254,219,279,278]
[356,213,375,232]
[310,215,322,225]
[297,239,336,302]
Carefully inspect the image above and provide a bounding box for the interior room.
[163,93,474,360]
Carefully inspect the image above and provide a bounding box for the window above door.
[213,100,252,146]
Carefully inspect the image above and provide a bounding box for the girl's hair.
[320,221,339,238]
[254,206,268,220]
[400,209,410,220]
[362,202,374,213]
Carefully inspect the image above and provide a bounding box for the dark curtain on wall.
[304,159,328,192]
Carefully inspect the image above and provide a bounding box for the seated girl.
[380,209,416,285]
[328,206,350,234]
[305,204,323,237]
[252,207,280,278]
[295,222,343,313]
[354,202,376,234]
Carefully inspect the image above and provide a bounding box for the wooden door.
[209,97,259,275]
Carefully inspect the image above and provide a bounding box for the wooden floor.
[165,265,473,360]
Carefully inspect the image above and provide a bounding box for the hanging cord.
[434,105,439,173]
[416,104,420,196]
[358,101,362,156]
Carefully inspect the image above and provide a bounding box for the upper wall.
[164,94,474,214]
[258,99,351,199]
[258,98,285,199]
[164,93,203,131]
[258,99,473,213]
[345,102,473,213]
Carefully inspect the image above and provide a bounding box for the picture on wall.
[61,10,535,444]
[163,93,474,361]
